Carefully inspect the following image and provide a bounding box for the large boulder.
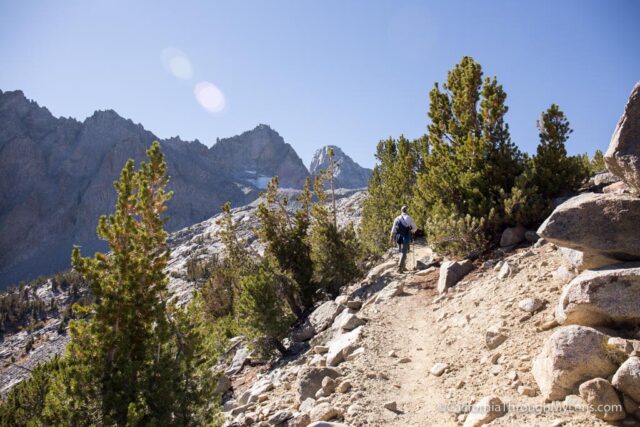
[612,356,640,402]
[537,193,640,268]
[579,378,626,422]
[532,325,617,401]
[605,81,640,194]
[296,367,342,403]
[293,301,343,342]
[556,263,640,326]
[437,260,473,294]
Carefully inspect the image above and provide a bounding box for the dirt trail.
[340,243,609,426]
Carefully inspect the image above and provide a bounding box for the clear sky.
[1,0,638,169]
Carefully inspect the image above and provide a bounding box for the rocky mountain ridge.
[0,90,368,289]
[309,146,371,189]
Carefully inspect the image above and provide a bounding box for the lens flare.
[194,81,226,113]
[161,47,193,80]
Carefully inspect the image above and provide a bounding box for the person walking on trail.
[390,205,417,273]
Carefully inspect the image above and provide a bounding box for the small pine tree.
[256,177,312,313]
[309,159,361,298]
[0,357,63,425]
[531,104,588,201]
[590,149,606,173]
[236,257,294,355]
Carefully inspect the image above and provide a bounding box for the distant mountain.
[310,145,372,189]
[0,90,309,288]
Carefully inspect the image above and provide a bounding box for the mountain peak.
[310,145,371,189]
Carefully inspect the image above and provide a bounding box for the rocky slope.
[0,91,312,288]
[0,188,366,396]
[310,146,371,189]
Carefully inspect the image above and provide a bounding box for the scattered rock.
[605,81,640,194]
[383,401,398,412]
[269,410,294,425]
[462,396,507,427]
[556,263,640,326]
[326,326,363,366]
[346,300,362,310]
[430,363,448,377]
[309,403,342,422]
[537,193,640,268]
[517,385,536,397]
[215,373,232,395]
[612,356,640,402]
[485,327,508,350]
[336,380,351,393]
[497,262,512,280]
[375,281,404,303]
[437,260,473,294]
[296,367,342,403]
[333,309,365,332]
[398,357,411,364]
[321,377,336,396]
[500,225,526,247]
[518,298,543,313]
[307,422,348,427]
[579,378,626,422]
[552,266,574,282]
[532,325,617,401]
[225,346,249,376]
[285,413,311,427]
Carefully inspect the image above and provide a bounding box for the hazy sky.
[1,0,638,168]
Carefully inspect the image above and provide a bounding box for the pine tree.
[42,142,186,425]
[590,149,606,173]
[201,202,254,320]
[531,104,589,201]
[236,257,294,355]
[413,56,523,256]
[256,177,312,313]
[360,135,419,254]
[309,160,361,298]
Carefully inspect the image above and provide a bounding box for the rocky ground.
[220,240,627,427]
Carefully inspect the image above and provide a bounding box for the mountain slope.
[0,90,309,288]
[310,145,372,189]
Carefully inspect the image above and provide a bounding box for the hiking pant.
[398,240,410,271]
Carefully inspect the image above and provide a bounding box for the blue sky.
[1,0,638,169]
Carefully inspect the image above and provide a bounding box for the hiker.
[390,205,417,273]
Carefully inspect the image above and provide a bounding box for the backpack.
[394,218,411,245]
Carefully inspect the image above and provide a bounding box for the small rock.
[489,353,501,365]
[430,363,449,377]
[314,345,329,354]
[497,262,512,280]
[485,327,508,350]
[309,403,342,422]
[518,298,542,313]
[517,386,537,397]
[462,396,507,427]
[336,380,352,393]
[525,230,539,243]
[346,300,363,310]
[269,410,293,425]
[388,350,397,358]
